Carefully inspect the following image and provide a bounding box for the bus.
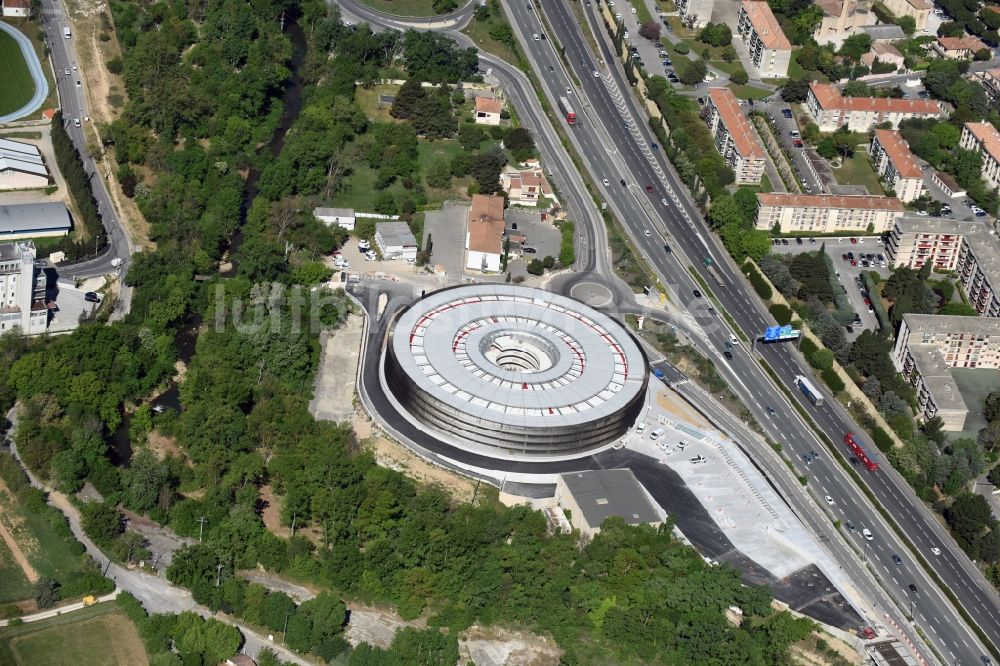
[844,432,879,471]
[794,375,824,406]
[704,257,724,286]
[558,96,576,125]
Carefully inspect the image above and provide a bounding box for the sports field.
[0,27,35,116]
[0,603,148,666]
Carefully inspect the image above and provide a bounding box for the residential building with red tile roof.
[2,0,30,17]
[869,130,925,203]
[737,1,792,77]
[466,194,505,272]
[861,43,904,70]
[705,88,765,185]
[500,162,557,206]
[935,35,988,59]
[474,96,502,126]
[805,82,944,132]
[754,193,905,233]
[959,122,1000,189]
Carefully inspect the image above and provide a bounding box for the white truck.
[110,257,123,268]
[63,26,71,39]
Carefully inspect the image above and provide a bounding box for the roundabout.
[382,284,648,459]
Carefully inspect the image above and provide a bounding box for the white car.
[631,6,637,13]
[358,239,371,251]
[824,495,835,505]
[931,547,941,556]
[73,118,80,127]
[364,251,377,261]
[593,70,600,78]
[532,33,539,41]
[602,178,610,186]
[643,229,651,237]
[862,528,874,541]
[661,198,668,206]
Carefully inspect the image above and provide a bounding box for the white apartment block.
[754,193,904,233]
[956,221,1000,317]
[893,314,1000,429]
[0,241,47,335]
[886,217,970,271]
[805,82,945,133]
[959,122,1000,190]
[737,1,792,78]
[705,87,766,185]
[869,130,924,203]
[675,0,715,28]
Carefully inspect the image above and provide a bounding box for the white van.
[634,422,646,436]
[649,427,665,441]
[63,27,71,39]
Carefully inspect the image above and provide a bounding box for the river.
[108,21,309,466]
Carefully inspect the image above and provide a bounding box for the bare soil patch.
[145,430,184,462]
[355,410,475,503]
[259,484,322,546]
[0,480,39,583]
[656,388,711,429]
[459,625,563,666]
[344,604,425,649]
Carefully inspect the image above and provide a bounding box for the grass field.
[0,27,35,116]
[833,152,885,195]
[357,0,437,16]
[0,603,147,666]
[0,537,33,605]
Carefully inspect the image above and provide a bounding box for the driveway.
[757,100,825,193]
[423,202,468,282]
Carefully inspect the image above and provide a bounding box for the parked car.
[84,292,100,303]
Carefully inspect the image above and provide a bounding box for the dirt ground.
[789,630,862,665]
[459,625,563,666]
[0,481,38,584]
[344,605,425,649]
[354,410,476,503]
[145,430,184,462]
[656,388,711,429]
[259,484,322,546]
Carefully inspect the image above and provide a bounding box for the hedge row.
[821,367,845,393]
[871,425,894,453]
[861,271,890,332]
[769,303,792,325]
[799,336,818,359]
[742,260,773,300]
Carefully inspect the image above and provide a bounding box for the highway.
[35,0,133,313]
[334,0,997,660]
[518,0,999,660]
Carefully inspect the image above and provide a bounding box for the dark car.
[664,243,672,253]
[796,237,803,244]
[693,289,703,299]
[782,108,793,118]
[781,239,789,245]
[84,292,100,303]
[697,97,705,105]
[908,584,917,593]
[723,350,733,359]
[620,179,627,186]
[892,554,902,565]
[522,247,537,254]
[645,184,654,192]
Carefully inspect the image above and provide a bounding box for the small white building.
[474,96,502,126]
[313,207,355,231]
[0,139,48,190]
[1,0,31,17]
[374,221,417,261]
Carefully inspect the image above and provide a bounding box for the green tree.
[897,15,916,35]
[527,258,544,275]
[457,124,484,151]
[390,79,424,120]
[678,59,708,86]
[505,127,536,162]
[81,501,124,547]
[33,577,60,609]
[261,591,296,632]
[731,69,749,85]
[781,79,810,103]
[811,348,834,370]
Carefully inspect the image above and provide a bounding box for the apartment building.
[893,314,1000,429]
[754,193,905,233]
[886,217,975,271]
[881,0,931,31]
[0,241,47,335]
[813,0,874,44]
[869,130,924,203]
[959,122,1000,190]
[737,1,792,78]
[974,68,1000,101]
[705,87,766,185]
[805,82,945,132]
[675,0,715,28]
[956,220,1000,317]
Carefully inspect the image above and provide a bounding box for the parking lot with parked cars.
[767,235,892,338]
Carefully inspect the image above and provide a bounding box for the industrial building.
[383,285,648,458]
[0,138,49,190]
[705,87,766,185]
[753,193,905,233]
[313,207,355,230]
[0,202,71,240]
[555,470,663,539]
[465,194,505,273]
[374,222,417,261]
[893,314,1000,429]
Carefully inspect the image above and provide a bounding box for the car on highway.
[862,528,873,541]
[664,243,671,253]
[64,68,70,75]
[845,520,855,531]
[931,547,941,556]
[653,368,665,380]
[824,495,835,505]
[660,197,668,205]
[565,86,571,94]
[645,184,654,192]
[76,80,82,87]
[602,178,610,186]
[908,583,918,593]
[723,350,733,359]
[892,554,902,565]
[73,118,81,127]
[692,289,702,299]
[643,229,651,237]
[593,70,600,77]
[793,139,804,148]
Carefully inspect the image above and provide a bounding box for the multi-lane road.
[33,0,132,312]
[336,0,997,661]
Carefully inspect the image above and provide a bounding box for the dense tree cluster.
[51,112,106,260]
[698,22,731,46]
[116,592,242,664]
[706,192,770,262]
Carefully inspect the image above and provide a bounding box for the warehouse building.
[555,470,663,539]
[0,138,49,190]
[0,202,71,241]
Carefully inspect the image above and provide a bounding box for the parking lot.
[423,203,469,282]
[768,236,892,336]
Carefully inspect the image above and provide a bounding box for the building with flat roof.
[555,470,663,539]
[893,314,1000,429]
[935,35,988,59]
[863,24,905,41]
[313,207,355,230]
[930,171,965,199]
[813,0,875,45]
[0,241,47,334]
[869,130,924,203]
[737,1,792,78]
[0,202,71,241]
[0,139,48,191]
[882,0,931,30]
[466,194,505,272]
[805,82,945,132]
[474,96,502,126]
[974,68,1000,101]
[705,87,766,185]
[956,219,1000,317]
[886,216,971,271]
[675,0,715,28]
[754,193,905,233]
[374,221,417,261]
[959,122,1000,190]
